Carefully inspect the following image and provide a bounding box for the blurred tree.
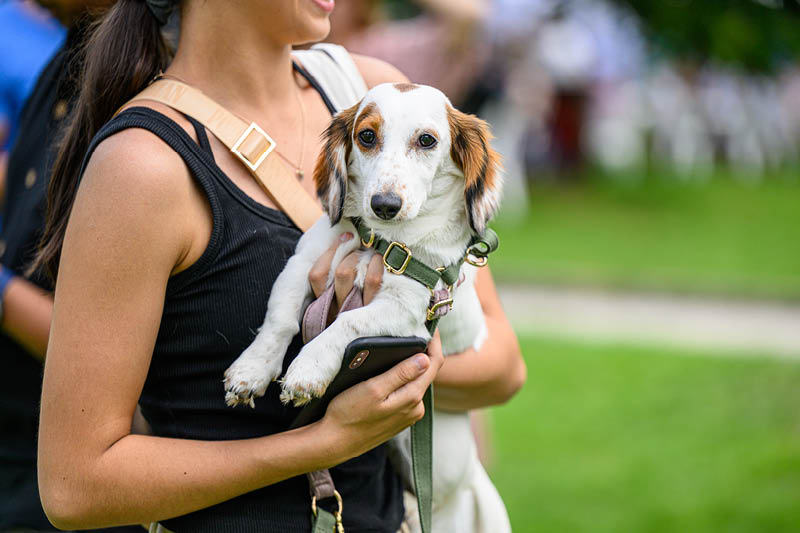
[611,0,800,71]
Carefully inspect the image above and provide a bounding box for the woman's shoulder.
[79,111,201,238]
[349,53,410,88]
[74,121,202,274]
[87,101,204,192]
[85,120,190,199]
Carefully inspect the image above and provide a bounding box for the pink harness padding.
[302,285,364,344]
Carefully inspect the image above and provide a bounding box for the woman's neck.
[166,7,299,122]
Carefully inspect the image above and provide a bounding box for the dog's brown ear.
[313,102,359,225]
[448,106,503,235]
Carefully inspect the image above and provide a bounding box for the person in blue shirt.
[0,0,65,150]
[0,0,65,201]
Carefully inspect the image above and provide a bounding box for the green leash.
[312,506,339,533]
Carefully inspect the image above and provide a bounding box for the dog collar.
[349,217,499,333]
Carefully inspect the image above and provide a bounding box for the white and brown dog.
[224,82,509,532]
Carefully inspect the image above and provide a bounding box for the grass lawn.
[489,336,800,533]
[490,174,800,300]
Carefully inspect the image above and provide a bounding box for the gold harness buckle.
[383,241,412,275]
[427,295,454,321]
[361,229,375,248]
[465,253,488,267]
[311,490,344,532]
[231,122,276,171]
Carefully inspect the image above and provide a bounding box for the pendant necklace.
[273,78,307,181]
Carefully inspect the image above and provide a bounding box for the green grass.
[490,336,800,532]
[490,175,800,299]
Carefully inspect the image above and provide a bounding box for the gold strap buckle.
[361,229,375,248]
[231,122,277,171]
[383,241,412,275]
[311,490,345,532]
[426,295,454,321]
[465,253,488,267]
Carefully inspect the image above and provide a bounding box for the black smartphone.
[289,336,428,429]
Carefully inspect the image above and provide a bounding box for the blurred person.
[26,0,525,532]
[0,1,143,531]
[0,0,65,202]
[326,0,490,109]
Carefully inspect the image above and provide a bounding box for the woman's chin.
[293,18,331,46]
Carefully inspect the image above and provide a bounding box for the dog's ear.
[313,102,359,225]
[447,106,503,235]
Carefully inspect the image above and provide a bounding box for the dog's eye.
[358,129,376,145]
[418,134,437,148]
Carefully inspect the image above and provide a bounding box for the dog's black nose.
[370,193,403,220]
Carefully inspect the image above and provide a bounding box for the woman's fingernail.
[339,232,354,242]
[414,354,429,371]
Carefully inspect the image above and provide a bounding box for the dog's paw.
[223,345,284,408]
[279,345,341,407]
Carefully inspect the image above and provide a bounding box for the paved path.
[497,284,800,359]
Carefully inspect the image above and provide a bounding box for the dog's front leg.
[224,219,357,407]
[280,281,431,405]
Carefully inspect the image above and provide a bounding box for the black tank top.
[81,77,403,532]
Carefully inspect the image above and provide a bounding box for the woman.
[35,0,525,531]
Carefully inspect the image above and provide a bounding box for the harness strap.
[352,218,442,290]
[350,216,499,336]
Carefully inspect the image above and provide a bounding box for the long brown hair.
[31,0,170,282]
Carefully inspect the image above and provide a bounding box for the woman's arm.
[38,130,441,530]
[433,267,526,411]
[0,272,52,359]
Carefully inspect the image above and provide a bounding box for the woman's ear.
[447,106,503,235]
[313,102,359,225]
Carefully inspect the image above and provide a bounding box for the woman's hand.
[308,232,384,317]
[319,333,444,462]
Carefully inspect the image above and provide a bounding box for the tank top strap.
[184,112,215,160]
[292,43,369,112]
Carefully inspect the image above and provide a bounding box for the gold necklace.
[273,77,307,181]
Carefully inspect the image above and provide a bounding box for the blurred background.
[2,0,799,531]
[325,0,800,531]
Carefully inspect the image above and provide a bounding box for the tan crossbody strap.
[123,79,323,232]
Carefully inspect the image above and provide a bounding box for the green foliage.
[491,336,800,532]
[615,0,800,71]
[490,172,800,300]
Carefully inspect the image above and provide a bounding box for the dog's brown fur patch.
[354,102,384,152]
[393,82,420,93]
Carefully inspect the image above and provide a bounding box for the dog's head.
[313,83,502,236]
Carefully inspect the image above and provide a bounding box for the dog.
[223,82,508,532]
